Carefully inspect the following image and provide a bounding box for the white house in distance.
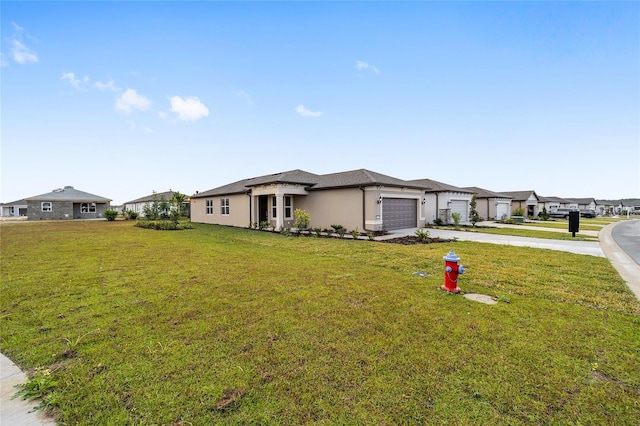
[123,190,190,216]
[461,187,512,221]
[0,199,28,217]
[408,178,473,225]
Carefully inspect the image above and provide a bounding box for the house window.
[206,199,213,215]
[41,202,52,212]
[81,203,96,213]
[272,196,277,218]
[220,198,230,215]
[284,196,292,219]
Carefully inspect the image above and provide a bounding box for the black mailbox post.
[568,210,580,237]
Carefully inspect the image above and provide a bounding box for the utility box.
[568,210,580,237]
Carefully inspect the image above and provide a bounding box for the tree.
[469,193,481,227]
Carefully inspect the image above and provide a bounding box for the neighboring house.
[123,190,190,217]
[23,186,111,220]
[461,187,512,221]
[499,190,540,217]
[191,169,431,232]
[570,198,598,212]
[408,178,473,225]
[0,199,28,217]
[537,196,574,214]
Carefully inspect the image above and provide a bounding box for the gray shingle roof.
[311,169,426,190]
[538,195,574,203]
[461,187,512,199]
[497,190,539,201]
[408,178,471,193]
[25,186,111,202]
[192,168,429,198]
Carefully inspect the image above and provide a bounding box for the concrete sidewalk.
[0,354,56,425]
[383,224,605,257]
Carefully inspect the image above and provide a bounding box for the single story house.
[408,178,473,225]
[191,169,434,232]
[499,190,540,217]
[0,199,28,217]
[461,187,512,221]
[123,190,190,217]
[570,198,599,212]
[23,186,111,220]
[537,196,574,214]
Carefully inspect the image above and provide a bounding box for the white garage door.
[450,200,469,223]
[496,202,510,220]
[382,198,417,230]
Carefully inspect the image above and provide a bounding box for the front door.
[258,195,269,224]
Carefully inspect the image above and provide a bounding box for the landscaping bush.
[104,209,118,221]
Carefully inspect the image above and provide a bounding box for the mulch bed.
[380,236,454,245]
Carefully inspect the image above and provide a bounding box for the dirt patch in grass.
[214,388,246,410]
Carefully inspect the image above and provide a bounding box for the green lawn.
[1,221,639,425]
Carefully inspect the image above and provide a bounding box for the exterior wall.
[1,204,28,217]
[190,194,250,227]
[476,197,511,220]
[424,192,472,225]
[296,187,364,231]
[27,201,109,220]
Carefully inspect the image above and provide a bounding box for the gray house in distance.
[25,186,111,220]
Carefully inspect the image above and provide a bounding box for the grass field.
[1,221,639,425]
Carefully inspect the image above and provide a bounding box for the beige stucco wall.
[191,194,250,227]
[295,187,365,231]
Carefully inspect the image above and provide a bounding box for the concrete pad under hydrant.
[464,294,498,305]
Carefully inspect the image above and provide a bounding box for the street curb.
[598,222,640,301]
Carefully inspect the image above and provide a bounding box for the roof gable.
[25,186,111,202]
[408,178,471,193]
[461,186,511,199]
[498,190,539,201]
[311,169,425,190]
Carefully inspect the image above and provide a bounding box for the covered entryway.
[450,200,469,223]
[382,198,417,230]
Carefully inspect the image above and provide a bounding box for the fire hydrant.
[441,250,465,293]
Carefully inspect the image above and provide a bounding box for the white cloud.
[61,72,89,89]
[236,90,255,106]
[296,104,323,117]
[169,96,209,121]
[356,60,380,74]
[94,78,121,92]
[11,40,38,64]
[116,89,151,113]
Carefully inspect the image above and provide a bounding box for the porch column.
[275,192,285,231]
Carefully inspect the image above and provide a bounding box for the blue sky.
[2,1,639,205]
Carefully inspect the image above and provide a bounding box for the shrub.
[293,209,311,231]
[513,207,525,217]
[434,218,444,226]
[126,210,139,220]
[415,228,430,243]
[134,220,193,231]
[451,212,461,228]
[350,228,360,239]
[104,210,118,221]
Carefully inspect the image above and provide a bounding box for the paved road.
[611,220,640,266]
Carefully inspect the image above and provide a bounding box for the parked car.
[580,209,596,218]
[548,208,578,219]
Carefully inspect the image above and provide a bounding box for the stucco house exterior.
[0,199,28,217]
[461,187,512,221]
[123,190,190,217]
[537,196,574,214]
[408,178,473,225]
[499,190,540,217]
[23,186,111,220]
[191,169,433,232]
